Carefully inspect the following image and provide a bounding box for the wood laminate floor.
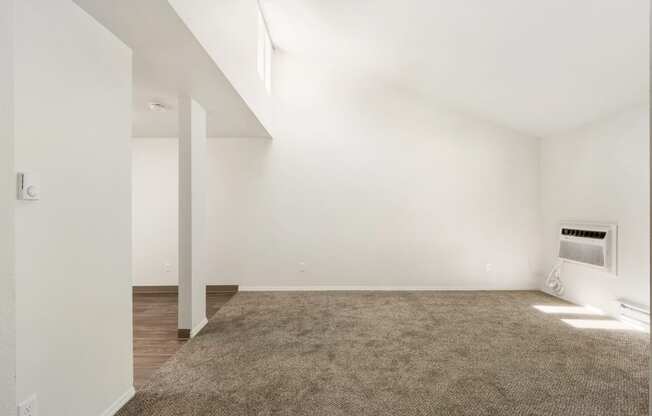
[133,291,235,388]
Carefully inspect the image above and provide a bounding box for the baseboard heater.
[617,299,650,327]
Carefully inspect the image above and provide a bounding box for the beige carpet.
[118,291,649,416]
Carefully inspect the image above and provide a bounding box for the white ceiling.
[271,0,650,136]
[176,0,649,138]
[73,0,270,138]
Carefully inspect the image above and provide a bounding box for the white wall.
[0,0,15,414]
[126,0,543,291]
[541,105,650,317]
[133,103,542,290]
[164,0,650,299]
[207,108,542,289]
[14,1,133,415]
[132,138,178,286]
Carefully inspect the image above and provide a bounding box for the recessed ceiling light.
[148,102,168,112]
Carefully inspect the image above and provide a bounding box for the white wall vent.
[558,223,617,274]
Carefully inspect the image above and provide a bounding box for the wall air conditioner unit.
[558,222,617,274]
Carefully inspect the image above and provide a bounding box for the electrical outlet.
[485,263,493,273]
[18,395,38,416]
[164,263,172,273]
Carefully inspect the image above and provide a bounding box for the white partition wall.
[178,96,208,336]
[0,0,15,414]
[14,1,134,415]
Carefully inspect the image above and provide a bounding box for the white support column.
[178,95,207,337]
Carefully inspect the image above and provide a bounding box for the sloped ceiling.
[73,0,270,138]
[170,0,648,138]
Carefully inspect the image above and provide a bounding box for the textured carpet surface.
[118,291,649,416]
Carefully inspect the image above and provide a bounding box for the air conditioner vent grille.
[561,228,606,239]
[559,240,605,267]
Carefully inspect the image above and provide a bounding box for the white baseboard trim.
[100,386,135,416]
[239,285,540,292]
[190,317,208,338]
